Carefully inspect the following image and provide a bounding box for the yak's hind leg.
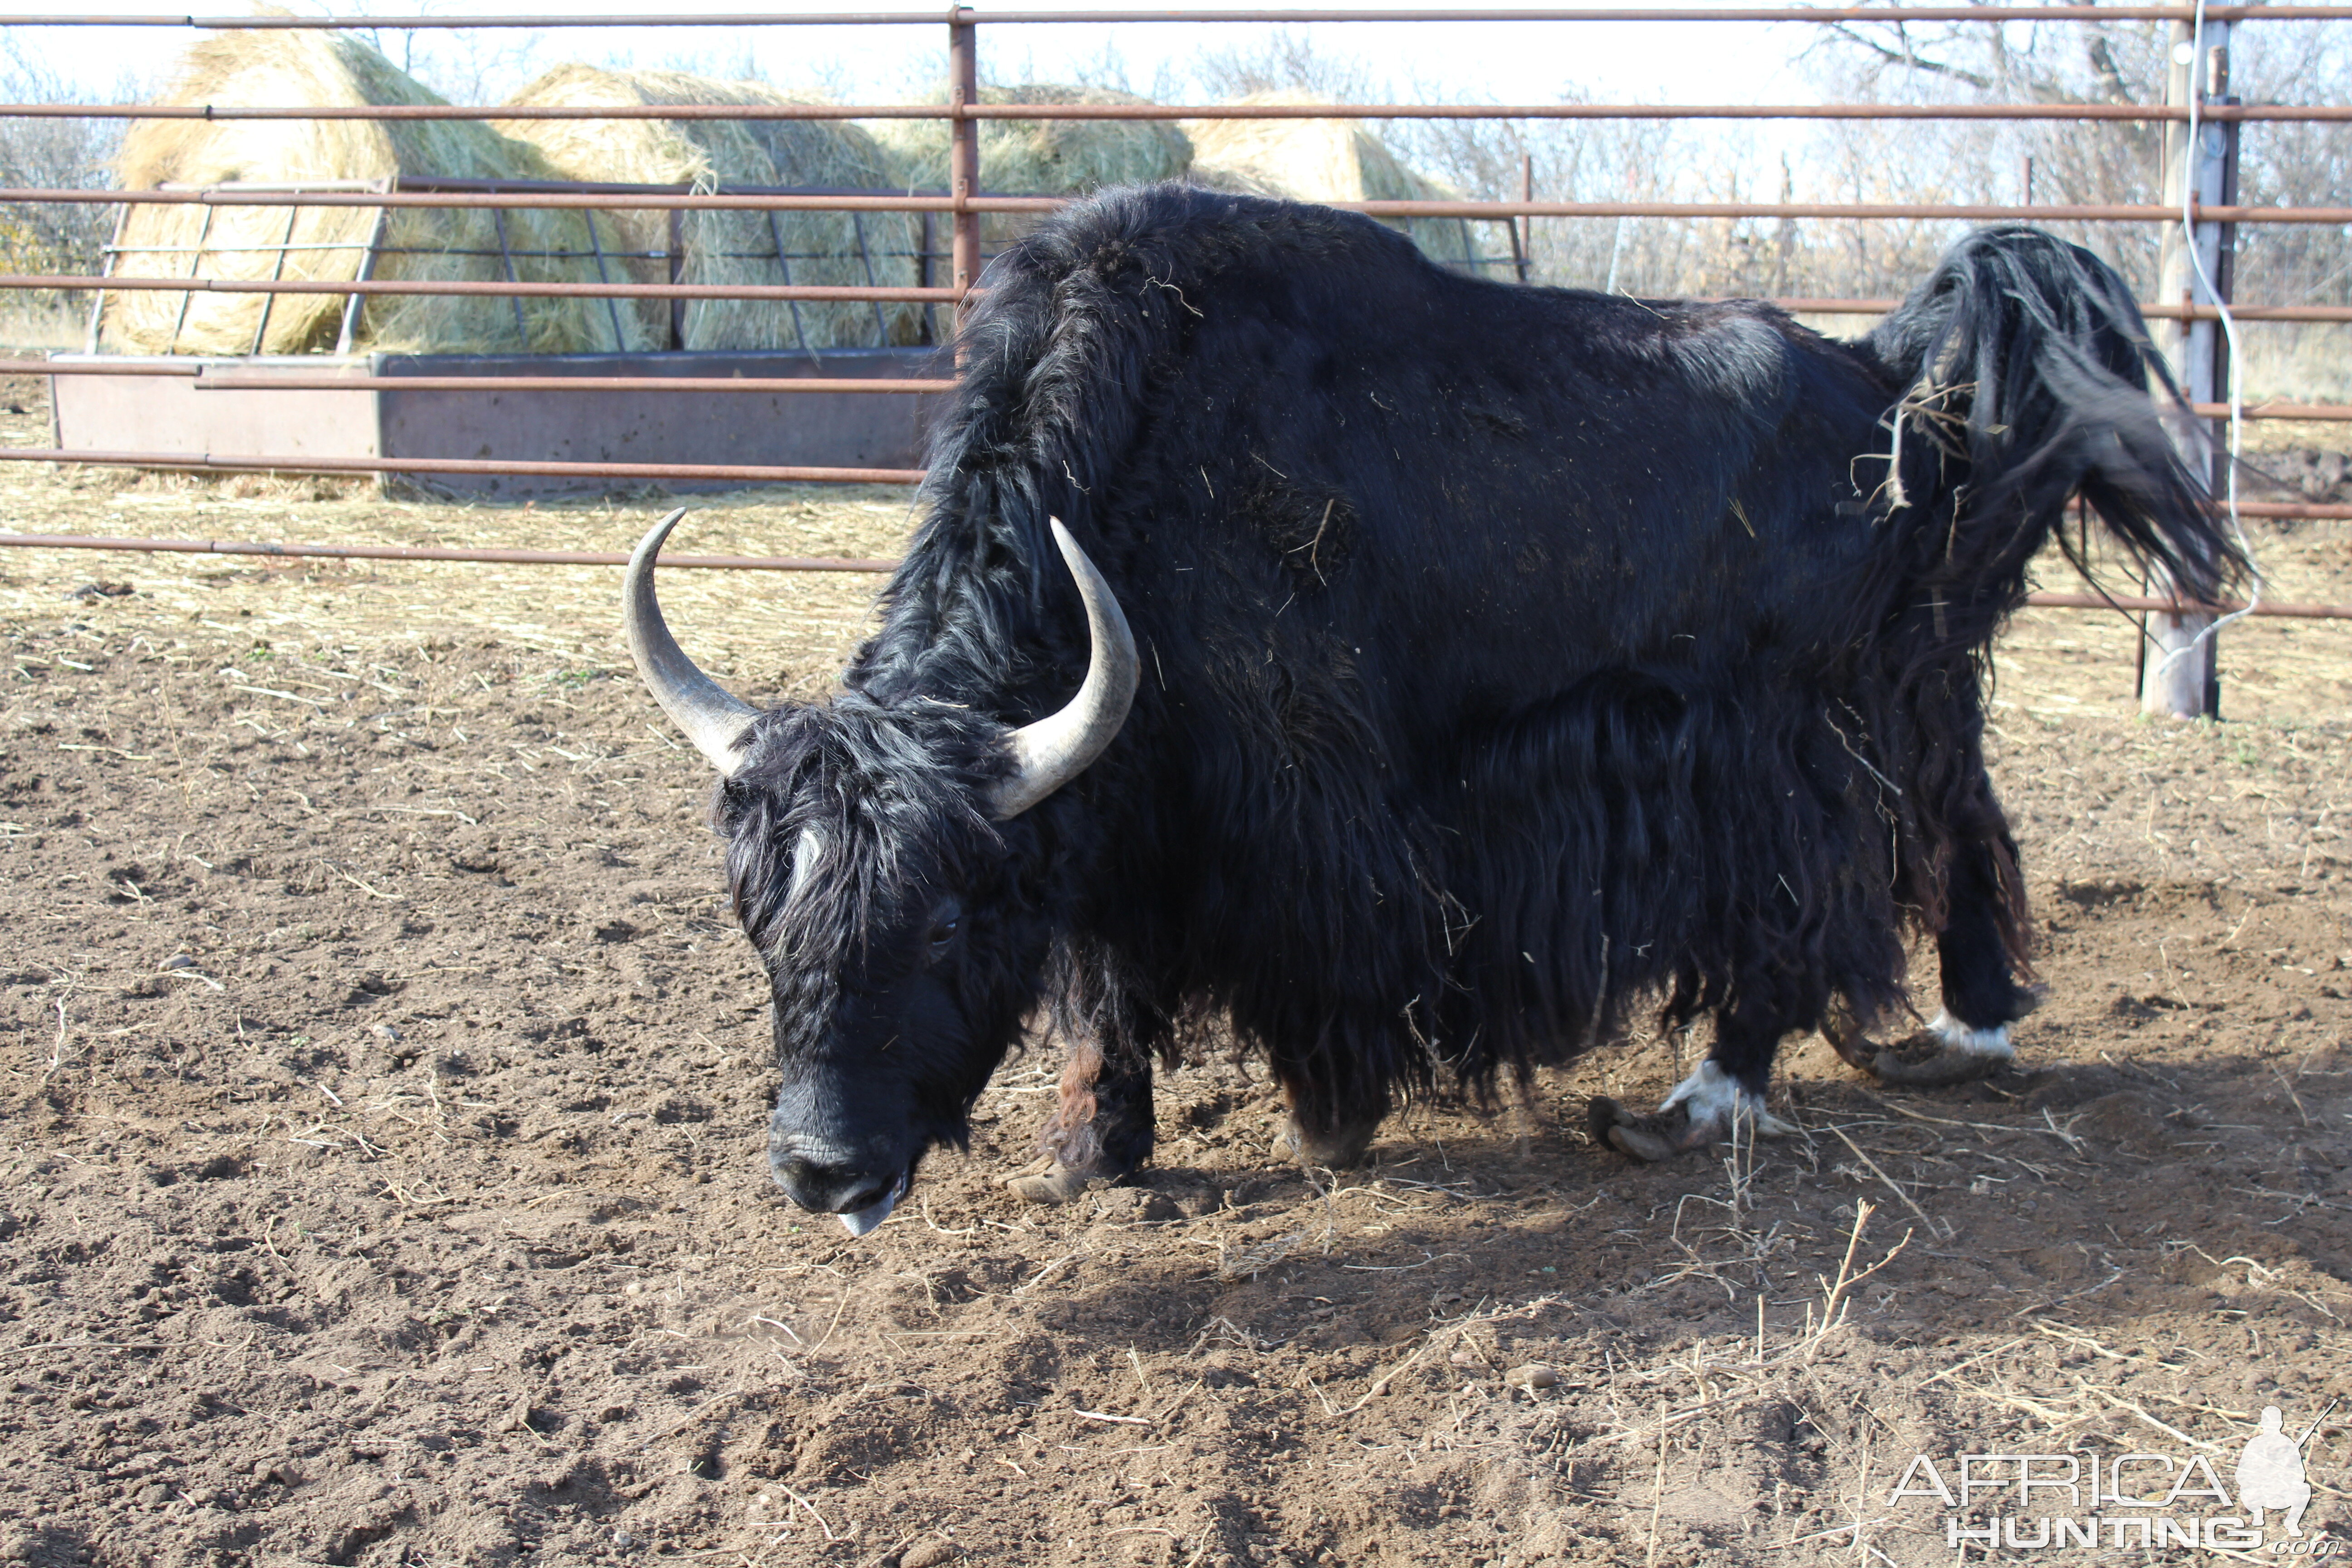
[1589,1001,1799,1162]
[1865,833,2039,1087]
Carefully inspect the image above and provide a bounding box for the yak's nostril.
[837,1180,891,1215]
[774,1155,895,1215]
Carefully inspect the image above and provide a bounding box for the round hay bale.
[1182,92,1488,272]
[865,84,1191,249]
[106,28,642,357]
[498,66,923,352]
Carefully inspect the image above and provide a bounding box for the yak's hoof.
[1282,1114,1379,1169]
[1867,1041,2005,1087]
[1866,1012,2019,1087]
[1589,1065,1796,1162]
[1821,1006,1880,1073]
[1005,1161,1099,1205]
[1587,1098,1716,1163]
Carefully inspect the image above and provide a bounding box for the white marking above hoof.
[1927,1009,2016,1062]
[1659,1060,1795,1137]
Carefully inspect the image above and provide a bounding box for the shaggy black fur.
[716,186,2242,1205]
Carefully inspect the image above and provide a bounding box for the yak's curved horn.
[988,518,1140,820]
[624,507,759,777]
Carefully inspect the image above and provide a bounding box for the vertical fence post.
[666,207,686,352]
[2141,17,2232,720]
[917,209,936,344]
[948,6,981,352]
[1514,152,1533,284]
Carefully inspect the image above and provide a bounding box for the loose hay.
[105,28,641,357]
[1183,91,1493,272]
[498,66,924,352]
[865,83,1191,249]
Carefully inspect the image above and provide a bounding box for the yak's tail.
[1864,225,2248,606]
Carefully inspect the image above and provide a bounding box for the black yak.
[624,185,2239,1234]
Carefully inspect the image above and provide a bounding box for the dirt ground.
[3,375,2352,1568]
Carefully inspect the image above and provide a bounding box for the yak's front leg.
[1278,1074,1387,1170]
[1007,1025,1156,1205]
[1590,1002,1798,1162]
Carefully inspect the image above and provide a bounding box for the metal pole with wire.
[2140,12,2237,718]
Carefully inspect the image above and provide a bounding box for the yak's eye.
[927,907,963,955]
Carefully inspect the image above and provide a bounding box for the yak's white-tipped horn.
[624,507,759,777]
[987,518,1140,820]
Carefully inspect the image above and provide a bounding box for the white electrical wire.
[2150,0,2265,685]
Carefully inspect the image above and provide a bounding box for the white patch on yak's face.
[788,824,824,908]
[1660,1059,1798,1136]
[1926,1008,2015,1060]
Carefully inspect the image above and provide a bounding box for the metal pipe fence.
[0,1,2346,703]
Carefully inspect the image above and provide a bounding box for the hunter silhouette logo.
[2238,1406,2315,1539]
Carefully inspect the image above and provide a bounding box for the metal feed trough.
[52,174,957,495]
[47,347,943,498]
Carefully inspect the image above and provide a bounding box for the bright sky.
[26,1,1826,109]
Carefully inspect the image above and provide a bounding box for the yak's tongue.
[837,1178,904,1238]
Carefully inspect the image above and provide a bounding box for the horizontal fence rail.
[0,533,900,571]
[2024,592,2352,620]
[6,6,2352,25]
[3,274,960,304]
[0,360,958,392]
[0,450,927,485]
[7,364,2345,419]
[0,450,2342,522]
[5,100,2351,123]
[5,532,2351,623]
[10,186,2350,225]
[15,298,2352,324]
[188,374,955,394]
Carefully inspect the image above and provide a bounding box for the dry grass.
[1184,91,1494,271]
[868,83,1190,198]
[497,66,922,352]
[866,83,1191,252]
[106,27,634,357]
[0,464,915,701]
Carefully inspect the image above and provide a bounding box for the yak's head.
[623,509,1137,1237]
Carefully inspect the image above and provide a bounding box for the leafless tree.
[1803,13,2350,396]
[1192,28,1380,104]
[0,35,128,279]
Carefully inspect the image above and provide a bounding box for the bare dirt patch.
[2,396,2351,1566]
